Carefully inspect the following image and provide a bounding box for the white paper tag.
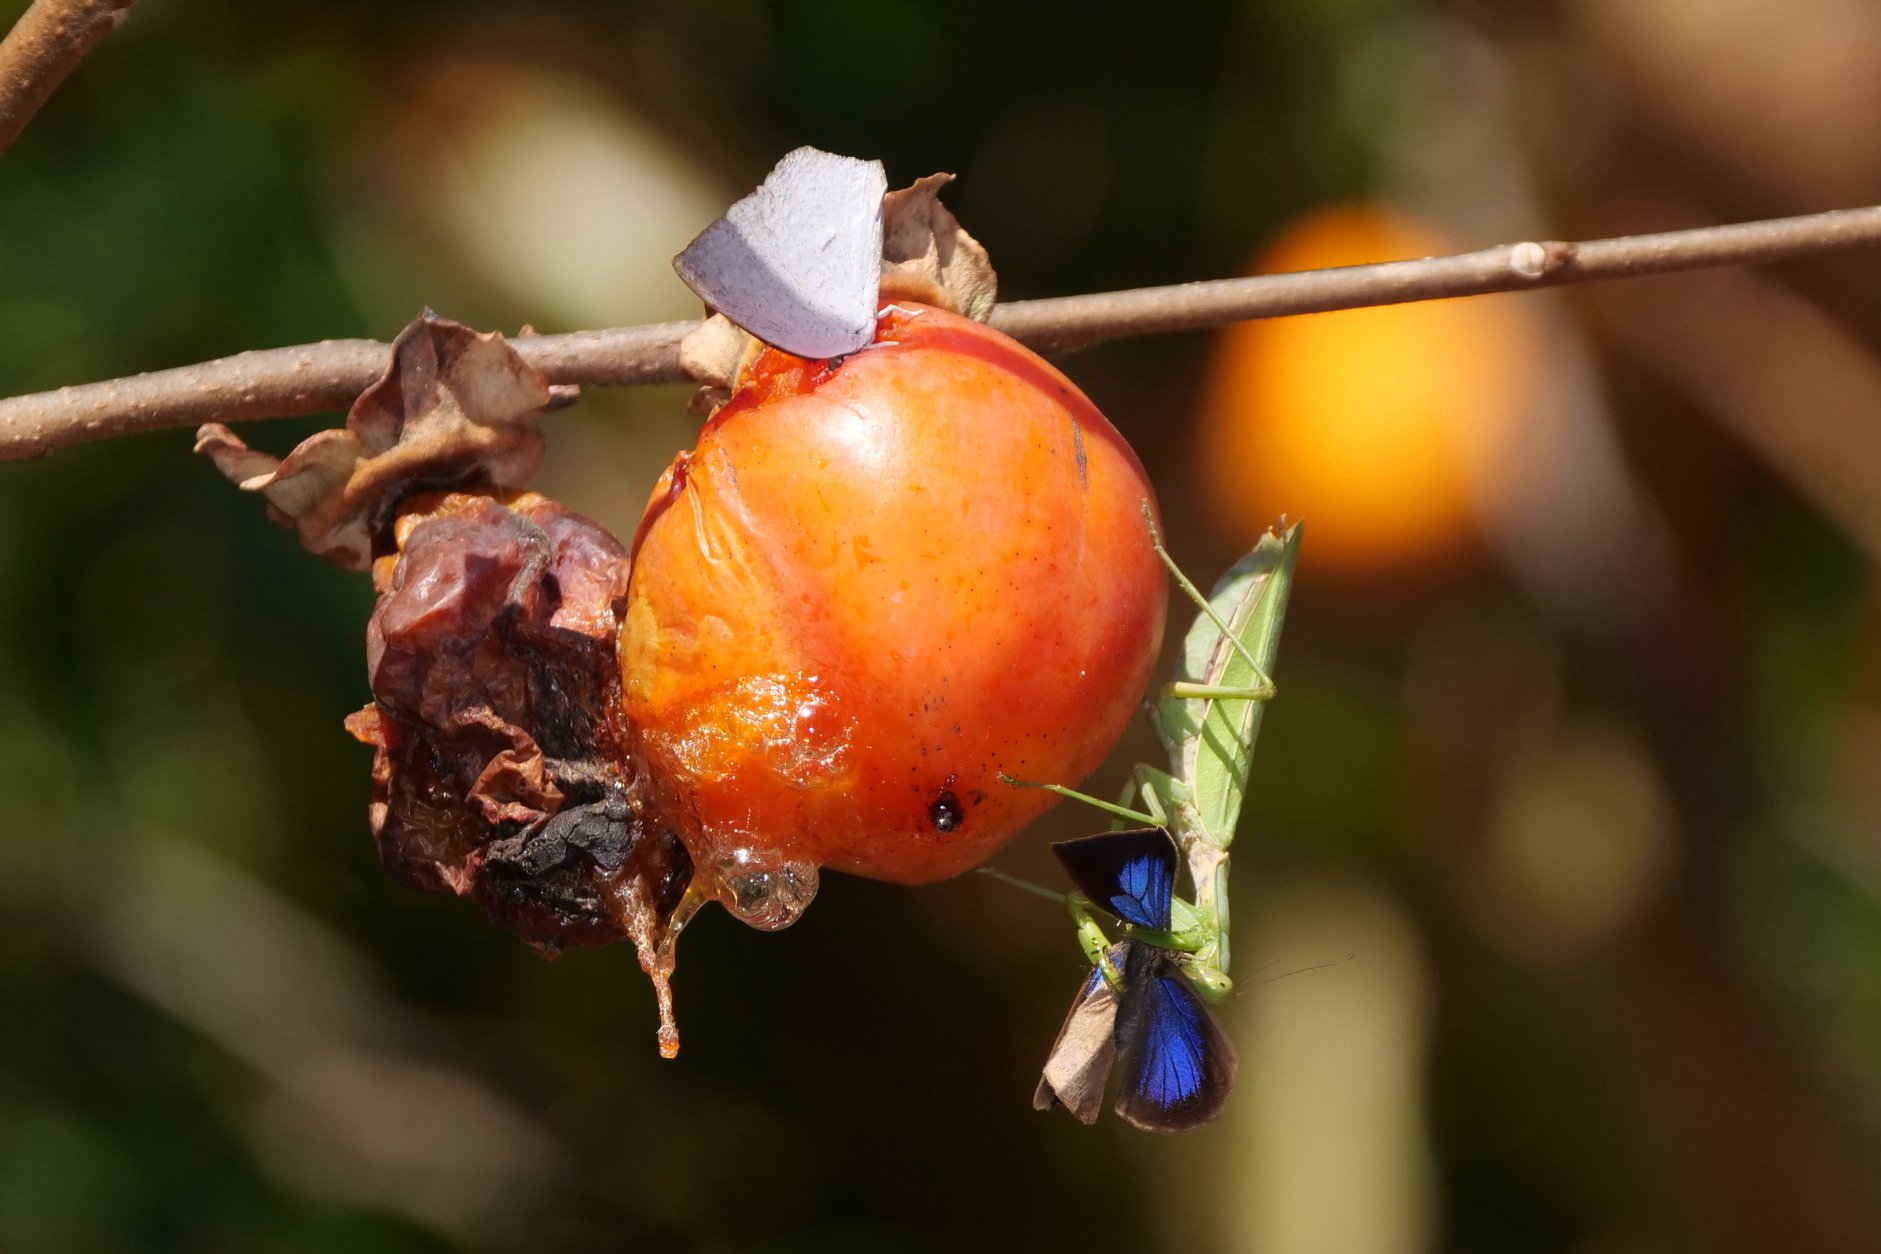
[673,147,888,359]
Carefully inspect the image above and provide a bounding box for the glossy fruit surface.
[621,303,1165,893]
[1197,204,1542,572]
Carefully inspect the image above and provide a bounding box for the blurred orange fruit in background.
[1197,204,1544,574]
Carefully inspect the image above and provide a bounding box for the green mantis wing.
[1151,524,1301,852]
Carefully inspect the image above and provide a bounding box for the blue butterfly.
[1033,827,1237,1131]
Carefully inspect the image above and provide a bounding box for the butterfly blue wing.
[1112,946,1237,1132]
[1049,827,1177,931]
[1033,946,1126,1124]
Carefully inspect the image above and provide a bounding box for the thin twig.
[0,0,136,156]
[990,204,1881,352]
[4,204,1881,462]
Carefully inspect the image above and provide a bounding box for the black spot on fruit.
[928,790,964,834]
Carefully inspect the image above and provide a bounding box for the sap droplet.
[713,846,821,931]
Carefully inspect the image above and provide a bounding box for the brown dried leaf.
[195,311,560,570]
[194,425,291,489]
[880,173,998,321]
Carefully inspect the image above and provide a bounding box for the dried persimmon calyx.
[196,310,562,570]
[673,150,996,403]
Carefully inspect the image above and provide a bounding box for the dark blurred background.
[5,1,1881,1250]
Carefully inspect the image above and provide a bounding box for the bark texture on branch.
[986,206,1881,351]
[0,0,136,155]
[3,205,1880,462]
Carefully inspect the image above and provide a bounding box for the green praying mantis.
[1001,506,1301,1005]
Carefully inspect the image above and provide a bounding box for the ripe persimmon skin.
[621,303,1166,887]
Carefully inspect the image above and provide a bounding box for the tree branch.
[0,0,136,156]
[5,203,1881,463]
[988,205,1881,352]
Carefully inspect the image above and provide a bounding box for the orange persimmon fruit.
[620,303,1166,896]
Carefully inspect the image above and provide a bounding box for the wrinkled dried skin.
[346,490,694,1055]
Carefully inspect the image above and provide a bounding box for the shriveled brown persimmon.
[621,303,1166,891]
[347,489,693,1053]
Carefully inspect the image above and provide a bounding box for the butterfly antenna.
[1248,953,1358,988]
